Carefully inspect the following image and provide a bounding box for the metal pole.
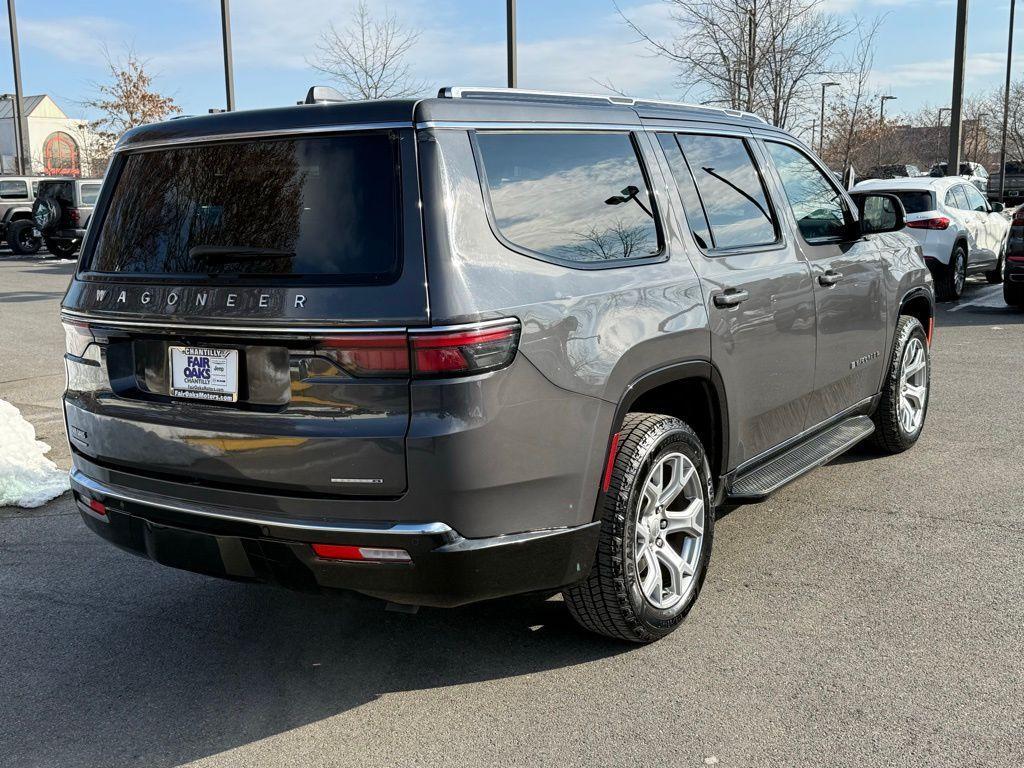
[948,0,969,176]
[999,0,1016,202]
[220,0,235,111]
[879,96,896,165]
[506,0,517,88]
[818,82,838,157]
[6,0,26,174]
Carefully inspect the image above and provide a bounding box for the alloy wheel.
[898,337,928,435]
[634,452,705,610]
[953,252,966,295]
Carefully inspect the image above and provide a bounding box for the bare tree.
[83,48,181,173]
[308,1,427,100]
[616,0,850,128]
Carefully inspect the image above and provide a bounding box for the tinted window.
[657,133,712,249]
[676,134,776,249]
[89,134,401,283]
[963,184,988,211]
[79,183,101,206]
[39,180,74,205]
[766,142,848,241]
[0,179,27,199]
[893,191,934,214]
[475,132,659,263]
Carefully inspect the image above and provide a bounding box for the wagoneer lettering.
[61,86,934,642]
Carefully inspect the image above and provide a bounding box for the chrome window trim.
[70,468,455,536]
[417,121,642,132]
[113,122,414,153]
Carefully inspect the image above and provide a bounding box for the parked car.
[987,161,1024,204]
[854,176,1009,300]
[863,164,921,180]
[1005,206,1024,306]
[26,178,103,258]
[62,86,934,643]
[929,161,989,193]
[0,175,44,254]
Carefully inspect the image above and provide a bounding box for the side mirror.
[991,201,1005,213]
[849,192,906,234]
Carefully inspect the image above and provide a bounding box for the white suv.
[854,177,1009,300]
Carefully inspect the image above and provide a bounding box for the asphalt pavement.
[1,254,1022,768]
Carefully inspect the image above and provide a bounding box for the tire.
[1005,280,1024,307]
[7,220,41,255]
[564,413,714,643]
[936,244,967,301]
[43,237,78,258]
[31,197,60,230]
[871,316,931,454]
[985,244,1004,284]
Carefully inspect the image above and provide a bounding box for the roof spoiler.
[303,86,346,105]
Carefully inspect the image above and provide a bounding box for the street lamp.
[506,0,517,88]
[879,95,898,165]
[998,0,1017,203]
[220,0,235,111]
[818,81,840,156]
[937,107,951,127]
[5,0,27,175]
[970,111,989,162]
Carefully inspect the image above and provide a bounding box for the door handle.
[818,270,843,287]
[713,288,750,308]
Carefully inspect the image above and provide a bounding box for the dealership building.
[0,94,96,177]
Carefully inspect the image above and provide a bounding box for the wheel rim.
[954,252,966,294]
[18,229,34,249]
[633,452,705,610]
[898,337,928,435]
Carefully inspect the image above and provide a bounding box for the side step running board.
[727,415,875,502]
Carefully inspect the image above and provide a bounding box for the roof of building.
[0,95,60,119]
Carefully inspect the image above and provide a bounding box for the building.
[0,94,96,177]
[892,119,992,170]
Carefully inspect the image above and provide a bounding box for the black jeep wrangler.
[15,178,103,258]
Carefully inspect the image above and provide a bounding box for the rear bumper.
[70,468,599,607]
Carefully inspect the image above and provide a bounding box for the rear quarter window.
[79,184,101,206]
[86,133,402,284]
[474,131,661,264]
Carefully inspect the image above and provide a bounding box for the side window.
[657,133,712,249]
[765,142,849,242]
[963,184,988,212]
[80,184,101,206]
[951,186,970,210]
[475,132,660,264]
[0,180,28,199]
[675,134,777,249]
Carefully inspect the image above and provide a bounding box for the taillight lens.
[411,321,520,377]
[317,319,520,379]
[907,217,951,230]
[1012,208,1024,223]
[320,334,409,377]
[311,543,411,562]
[62,320,93,357]
[68,208,80,225]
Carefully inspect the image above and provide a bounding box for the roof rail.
[437,86,768,124]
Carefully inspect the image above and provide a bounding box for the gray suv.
[61,87,934,642]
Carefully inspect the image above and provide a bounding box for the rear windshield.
[893,191,934,214]
[39,180,73,204]
[87,133,401,283]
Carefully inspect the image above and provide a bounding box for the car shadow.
[933,279,1024,327]
[4,535,629,768]
[0,290,67,303]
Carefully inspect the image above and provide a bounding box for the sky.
[0,0,1018,125]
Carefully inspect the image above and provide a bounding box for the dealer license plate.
[169,346,239,402]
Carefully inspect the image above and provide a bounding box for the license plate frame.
[168,346,239,403]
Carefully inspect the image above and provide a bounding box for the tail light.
[62,320,94,357]
[906,217,951,230]
[68,208,80,225]
[317,319,520,379]
[1013,208,1024,223]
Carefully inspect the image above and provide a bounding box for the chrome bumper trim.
[69,468,455,538]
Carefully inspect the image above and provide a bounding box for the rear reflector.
[602,432,622,492]
[311,543,411,562]
[88,499,106,516]
[318,319,520,379]
[906,217,951,230]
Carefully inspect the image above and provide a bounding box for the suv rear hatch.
[63,126,429,498]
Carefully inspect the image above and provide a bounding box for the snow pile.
[0,399,69,508]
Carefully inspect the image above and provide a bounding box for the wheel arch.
[604,361,730,501]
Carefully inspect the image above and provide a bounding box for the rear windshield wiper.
[189,245,296,261]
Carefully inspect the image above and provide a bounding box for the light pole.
[5,0,27,175]
[948,0,969,176]
[970,111,989,162]
[220,0,235,111]
[998,0,1016,203]
[937,107,951,127]
[879,95,897,165]
[506,0,517,88]
[819,81,839,156]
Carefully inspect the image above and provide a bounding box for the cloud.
[870,51,1024,88]
[19,16,127,65]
